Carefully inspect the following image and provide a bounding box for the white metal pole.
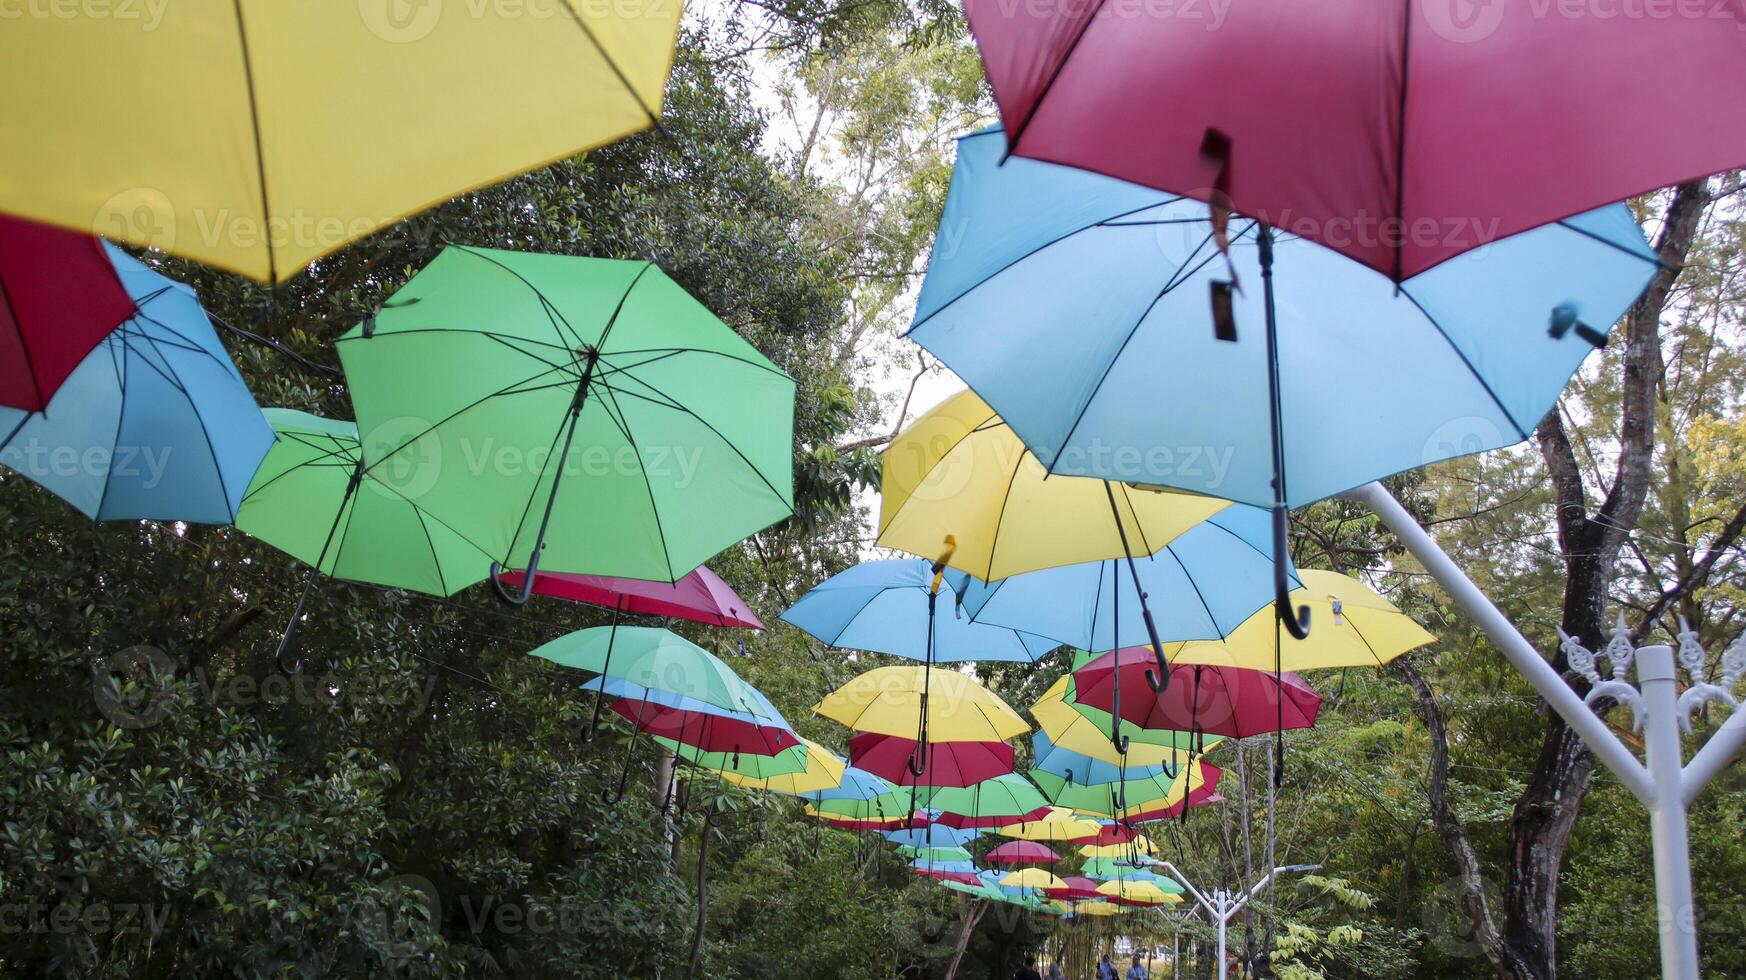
[1215,890,1228,980]
[1639,645,1701,979]
[1683,703,1746,805]
[1342,482,1656,804]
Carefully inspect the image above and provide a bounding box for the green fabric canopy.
[237,409,491,596]
[336,247,796,594]
[531,626,777,720]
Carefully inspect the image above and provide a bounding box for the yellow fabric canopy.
[1032,676,1209,765]
[0,2,679,282]
[718,738,847,795]
[996,807,1104,842]
[1096,880,1181,905]
[1166,570,1435,671]
[1078,835,1157,859]
[1000,868,1066,891]
[813,665,1029,742]
[878,390,1228,580]
[1072,901,1127,917]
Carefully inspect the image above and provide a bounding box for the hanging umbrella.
[0,245,272,524]
[879,389,1228,581]
[496,565,763,629]
[1077,836,1156,861]
[1031,677,1210,764]
[940,879,1009,903]
[898,845,978,865]
[1030,757,1209,821]
[921,774,1053,830]
[882,824,980,849]
[1097,880,1181,907]
[986,841,1061,866]
[1,9,681,282]
[816,813,917,832]
[1031,731,1180,786]
[1078,858,1180,887]
[534,627,775,719]
[805,766,899,805]
[1115,763,1224,826]
[656,733,815,781]
[804,789,921,824]
[909,126,1658,646]
[964,10,1744,282]
[714,738,847,795]
[606,697,797,758]
[0,213,134,411]
[1046,876,1106,902]
[237,409,493,672]
[1077,823,1152,851]
[1165,570,1435,671]
[336,247,795,605]
[1075,651,1320,741]
[849,733,1015,789]
[995,807,1103,843]
[914,866,983,886]
[1071,901,1127,918]
[999,868,1068,894]
[960,505,1292,692]
[782,559,1056,663]
[814,665,1030,781]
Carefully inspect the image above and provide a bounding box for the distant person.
[1098,954,1117,980]
[1045,961,1066,980]
[1126,952,1150,980]
[1013,958,1043,980]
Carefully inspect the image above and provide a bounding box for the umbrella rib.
[905,198,1173,338]
[1392,285,1530,441]
[1155,548,1222,638]
[450,246,583,349]
[93,330,130,519]
[599,345,793,380]
[0,261,47,409]
[1391,0,1413,284]
[410,505,452,596]
[229,0,277,282]
[594,381,791,511]
[126,322,240,519]
[238,438,359,504]
[591,382,678,581]
[1115,482,1157,557]
[558,7,664,132]
[596,263,656,353]
[981,438,1032,581]
[1553,217,1670,268]
[999,0,1113,158]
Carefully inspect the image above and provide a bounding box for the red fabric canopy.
[1123,765,1224,825]
[934,805,1055,831]
[0,213,134,410]
[850,733,1015,788]
[497,566,762,629]
[1045,876,1104,902]
[986,840,1062,865]
[609,698,796,757]
[966,4,1746,280]
[1075,650,1320,738]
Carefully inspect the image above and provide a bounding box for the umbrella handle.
[274,565,321,676]
[584,606,622,742]
[1140,607,1171,693]
[1270,505,1310,640]
[490,555,540,607]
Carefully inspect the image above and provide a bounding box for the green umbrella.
[237,409,492,672]
[653,735,811,780]
[806,789,918,822]
[917,774,1051,829]
[898,845,976,864]
[1079,858,1184,892]
[940,880,1007,902]
[1029,768,1189,820]
[336,247,796,605]
[532,626,774,719]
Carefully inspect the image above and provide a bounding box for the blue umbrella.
[1031,732,1174,786]
[781,558,1056,664]
[580,675,789,728]
[909,126,1659,640]
[0,245,272,523]
[960,506,1294,673]
[882,824,980,849]
[802,766,900,805]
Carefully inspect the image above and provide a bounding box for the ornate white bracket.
[1564,612,1646,730]
[1675,618,1746,734]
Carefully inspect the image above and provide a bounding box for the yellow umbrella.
[1096,880,1182,906]
[1166,570,1435,671]
[999,868,1067,891]
[1048,759,1212,822]
[996,807,1104,842]
[1072,901,1127,917]
[813,666,1029,742]
[718,738,847,796]
[1078,835,1157,860]
[1032,676,1211,766]
[1,4,679,282]
[878,390,1228,580]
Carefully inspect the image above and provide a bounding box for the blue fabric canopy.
[781,558,1058,663]
[881,824,981,848]
[908,127,1661,508]
[0,245,272,522]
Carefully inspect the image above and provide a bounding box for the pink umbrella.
[1074,650,1320,740]
[1046,875,1104,902]
[850,733,1016,789]
[987,840,1062,866]
[966,8,1746,281]
[497,566,762,628]
[608,698,798,757]
[935,805,1055,831]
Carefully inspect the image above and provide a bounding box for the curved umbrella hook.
[1256,223,1310,642]
[602,696,649,805]
[584,604,624,742]
[1104,483,1175,695]
[491,356,596,608]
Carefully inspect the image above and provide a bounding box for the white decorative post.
[1344,481,1746,980]
[1141,861,1320,980]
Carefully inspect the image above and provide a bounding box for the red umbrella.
[1081,823,1144,849]
[1074,650,1320,739]
[0,213,134,410]
[1122,765,1224,825]
[850,733,1015,789]
[934,805,1054,831]
[914,867,983,886]
[1046,876,1104,902]
[986,840,1061,866]
[966,9,1746,281]
[819,815,920,832]
[497,566,762,628]
[608,698,798,757]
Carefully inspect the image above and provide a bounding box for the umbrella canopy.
[1031,677,1209,765]
[715,738,847,794]
[877,389,1228,581]
[995,807,1104,843]
[999,868,1067,892]
[658,734,816,781]
[1078,835,1157,860]
[985,840,1061,866]
[533,626,776,719]
[965,10,1745,282]
[912,866,982,885]
[495,565,762,629]
[1117,763,1225,825]
[959,506,1292,652]
[1078,858,1180,886]
[238,410,492,596]
[882,824,980,849]
[813,666,1030,743]
[1078,823,1152,850]
[337,248,795,601]
[806,767,901,805]
[849,733,1015,789]
[1165,570,1434,671]
[0,245,272,523]
[907,127,1659,511]
[608,697,798,758]
[782,559,1056,663]
[0,213,133,411]
[2,8,680,282]
[816,813,917,832]
[1097,880,1181,907]
[1075,651,1321,740]
[1071,901,1127,917]
[920,774,1053,829]
[1046,876,1105,902]
[1031,758,1210,820]
[582,675,789,728]
[940,879,1009,903]
[1030,731,1181,786]
[898,845,977,865]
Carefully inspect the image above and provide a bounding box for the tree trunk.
[945,898,988,980]
[686,809,715,977]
